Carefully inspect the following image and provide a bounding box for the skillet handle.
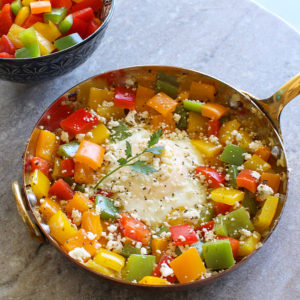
[257,73,300,131]
[12,181,45,243]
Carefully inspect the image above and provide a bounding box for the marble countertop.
[1,0,300,299]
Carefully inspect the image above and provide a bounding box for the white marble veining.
[0,0,300,299]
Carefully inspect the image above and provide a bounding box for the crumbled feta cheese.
[160,263,174,277]
[61,131,69,143]
[242,152,252,160]
[75,133,85,142]
[102,100,114,107]
[178,235,186,242]
[251,171,261,180]
[87,232,97,240]
[69,247,91,263]
[71,209,82,224]
[140,247,147,255]
[135,242,142,249]
[107,224,118,233]
[257,184,274,200]
[173,113,181,123]
[249,141,263,152]
[209,135,219,143]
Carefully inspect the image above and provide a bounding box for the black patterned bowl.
[0,0,114,83]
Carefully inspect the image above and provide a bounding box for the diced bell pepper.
[33,21,61,42]
[15,6,30,26]
[39,197,60,221]
[11,0,22,15]
[88,87,114,110]
[81,210,102,238]
[211,187,244,205]
[58,14,73,34]
[243,154,271,173]
[220,143,246,166]
[48,178,74,200]
[147,92,177,116]
[139,276,170,285]
[196,166,225,188]
[189,81,216,101]
[238,232,261,256]
[44,7,67,24]
[191,139,222,158]
[95,195,119,220]
[29,169,50,199]
[94,248,125,272]
[114,87,136,109]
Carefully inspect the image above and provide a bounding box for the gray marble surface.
[0,0,300,299]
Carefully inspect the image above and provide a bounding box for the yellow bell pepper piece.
[39,197,60,221]
[254,195,279,232]
[88,87,114,111]
[97,106,125,119]
[15,6,30,26]
[35,30,55,56]
[85,260,116,277]
[135,85,155,112]
[22,0,36,6]
[211,187,245,205]
[152,237,169,263]
[219,119,241,144]
[187,111,207,134]
[51,157,62,179]
[48,210,77,244]
[35,129,57,162]
[94,249,125,272]
[238,232,261,257]
[85,123,110,145]
[191,139,222,158]
[7,24,25,49]
[169,247,206,284]
[33,21,61,42]
[139,276,170,285]
[238,130,252,150]
[29,169,50,199]
[244,154,271,173]
[189,81,216,101]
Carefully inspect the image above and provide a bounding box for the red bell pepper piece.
[196,220,215,238]
[22,14,44,28]
[60,108,99,135]
[152,254,176,283]
[61,158,75,177]
[0,0,13,9]
[0,52,14,58]
[169,224,199,246]
[207,119,220,136]
[119,213,151,246]
[217,235,240,259]
[196,166,225,188]
[30,157,52,178]
[236,169,259,193]
[214,202,233,216]
[51,0,72,10]
[69,17,88,39]
[71,0,103,13]
[0,4,14,36]
[114,87,136,109]
[72,7,94,22]
[0,35,15,54]
[39,96,73,132]
[49,178,74,200]
[86,19,99,36]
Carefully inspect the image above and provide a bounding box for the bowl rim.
[22,65,289,289]
[0,0,115,62]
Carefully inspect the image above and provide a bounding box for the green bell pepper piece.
[123,254,156,282]
[183,99,204,113]
[202,239,235,270]
[214,218,228,236]
[221,207,254,238]
[242,191,258,217]
[44,8,67,24]
[220,143,246,166]
[155,72,179,99]
[198,202,215,225]
[11,0,22,16]
[174,105,188,129]
[121,244,141,258]
[19,27,38,46]
[228,165,239,188]
[57,142,79,158]
[58,14,73,34]
[15,43,40,58]
[95,195,119,220]
[54,33,83,51]
[156,225,170,236]
[175,246,182,256]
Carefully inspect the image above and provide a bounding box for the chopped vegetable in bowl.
[0,0,103,58]
[23,68,287,286]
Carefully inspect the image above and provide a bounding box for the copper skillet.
[12,66,300,290]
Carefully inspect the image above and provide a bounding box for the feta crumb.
[249,141,263,152]
[209,135,219,143]
[173,113,181,123]
[257,184,274,200]
[135,242,142,249]
[75,133,85,142]
[71,209,82,224]
[69,247,91,263]
[61,131,69,143]
[242,152,252,160]
[251,171,261,180]
[140,247,147,255]
[107,224,118,233]
[87,232,97,240]
[160,263,174,277]
[178,235,186,242]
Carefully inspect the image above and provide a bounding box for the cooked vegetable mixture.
[0,0,103,58]
[24,70,286,285]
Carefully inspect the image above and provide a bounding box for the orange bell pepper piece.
[255,146,271,161]
[39,197,60,221]
[35,129,57,162]
[135,85,155,112]
[146,92,177,116]
[74,162,96,184]
[236,169,259,193]
[201,103,228,119]
[189,81,216,101]
[151,113,175,132]
[66,192,93,214]
[74,140,105,170]
[169,247,206,283]
[81,210,102,239]
[260,173,281,194]
[30,1,51,14]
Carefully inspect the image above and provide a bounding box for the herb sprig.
[93,129,164,190]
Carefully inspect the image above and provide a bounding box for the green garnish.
[110,122,132,142]
[94,129,164,190]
